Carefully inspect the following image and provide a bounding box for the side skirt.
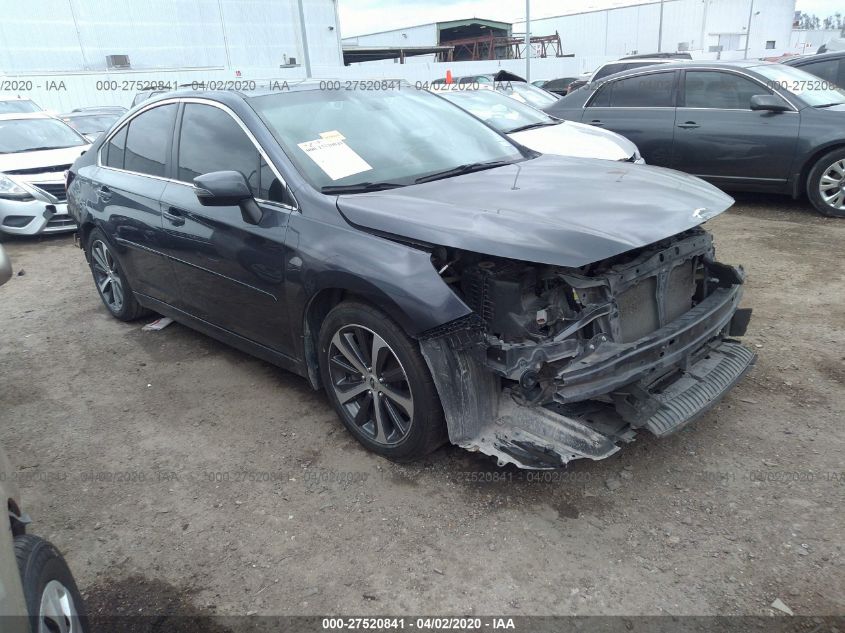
[135,293,307,379]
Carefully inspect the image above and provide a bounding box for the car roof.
[602,58,675,65]
[0,95,37,102]
[0,111,54,121]
[621,52,692,59]
[594,59,771,80]
[62,109,124,117]
[69,106,126,113]
[783,50,845,65]
[141,79,408,105]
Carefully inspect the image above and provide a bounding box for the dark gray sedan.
[67,84,754,469]
[545,61,845,217]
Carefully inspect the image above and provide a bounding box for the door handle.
[162,206,186,227]
[677,121,700,129]
[97,186,112,202]
[588,120,605,127]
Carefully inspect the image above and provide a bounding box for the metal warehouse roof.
[342,45,455,65]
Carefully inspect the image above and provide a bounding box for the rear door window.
[600,71,676,107]
[123,104,177,177]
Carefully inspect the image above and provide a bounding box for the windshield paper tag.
[297,136,371,181]
[319,130,346,141]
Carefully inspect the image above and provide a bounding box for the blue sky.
[339,0,843,37]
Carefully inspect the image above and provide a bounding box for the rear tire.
[807,149,845,217]
[14,534,88,633]
[86,228,149,321]
[318,301,447,461]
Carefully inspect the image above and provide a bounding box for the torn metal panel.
[420,339,627,469]
[421,335,755,470]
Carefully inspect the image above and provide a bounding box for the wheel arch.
[302,283,425,390]
[78,221,97,259]
[798,141,845,196]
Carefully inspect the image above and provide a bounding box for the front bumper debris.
[422,337,755,470]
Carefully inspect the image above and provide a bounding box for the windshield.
[251,87,524,192]
[0,118,87,154]
[435,89,556,134]
[494,81,559,108]
[64,114,121,135]
[0,99,41,114]
[754,63,845,107]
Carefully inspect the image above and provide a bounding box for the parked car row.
[66,80,755,469]
[60,106,126,142]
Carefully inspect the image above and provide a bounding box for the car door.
[94,102,180,305]
[159,101,297,355]
[671,69,799,186]
[582,70,679,166]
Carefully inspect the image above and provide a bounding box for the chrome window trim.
[583,67,800,112]
[97,97,299,212]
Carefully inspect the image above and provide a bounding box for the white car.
[0,112,90,239]
[433,86,644,163]
[494,81,561,109]
[0,95,42,115]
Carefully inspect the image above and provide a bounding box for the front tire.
[318,302,447,461]
[807,149,845,217]
[86,228,149,321]
[14,534,88,633]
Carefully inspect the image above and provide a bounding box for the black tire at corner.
[14,534,88,633]
[807,148,845,218]
[318,301,447,461]
[86,228,150,321]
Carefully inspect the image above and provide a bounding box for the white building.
[0,0,343,110]
[515,0,798,61]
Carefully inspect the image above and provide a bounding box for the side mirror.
[193,170,262,225]
[750,94,791,112]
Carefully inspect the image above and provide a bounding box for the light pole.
[296,0,313,78]
[657,0,664,53]
[525,0,531,82]
[743,0,755,60]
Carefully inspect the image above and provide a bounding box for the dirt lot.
[1,195,843,622]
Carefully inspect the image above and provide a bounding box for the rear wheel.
[807,149,845,217]
[86,228,149,321]
[318,302,447,461]
[15,534,87,633]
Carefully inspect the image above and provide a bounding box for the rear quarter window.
[104,126,127,169]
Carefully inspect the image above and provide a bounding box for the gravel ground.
[0,194,842,622]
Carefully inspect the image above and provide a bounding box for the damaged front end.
[419,228,755,469]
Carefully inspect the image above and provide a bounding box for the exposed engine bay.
[419,228,755,469]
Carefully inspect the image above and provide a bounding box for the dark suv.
[67,84,754,469]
